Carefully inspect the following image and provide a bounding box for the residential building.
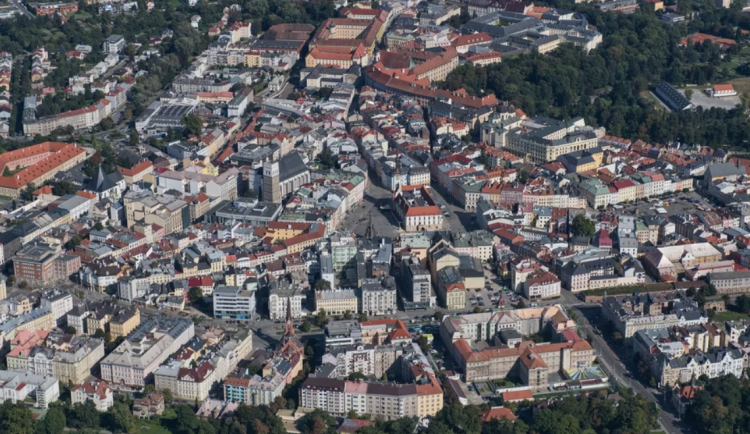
[71,380,114,411]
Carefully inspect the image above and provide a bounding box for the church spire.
[284,296,295,336]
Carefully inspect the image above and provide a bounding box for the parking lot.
[425,184,474,234]
[679,88,742,110]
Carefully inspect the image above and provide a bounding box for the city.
[0,0,749,433]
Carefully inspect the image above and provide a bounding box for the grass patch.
[134,419,171,434]
[711,310,749,322]
[729,76,750,106]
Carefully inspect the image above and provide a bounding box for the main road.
[572,304,685,434]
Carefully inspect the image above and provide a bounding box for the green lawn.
[711,310,749,322]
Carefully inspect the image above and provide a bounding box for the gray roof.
[279,153,309,182]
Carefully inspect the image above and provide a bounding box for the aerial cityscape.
[0,0,750,433]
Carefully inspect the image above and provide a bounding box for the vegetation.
[442,5,750,149]
[181,113,204,137]
[571,214,596,238]
[686,374,750,434]
[188,286,203,304]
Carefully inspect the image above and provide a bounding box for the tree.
[104,332,112,343]
[161,388,174,404]
[686,287,697,297]
[736,294,750,313]
[571,214,595,237]
[129,130,140,145]
[359,313,368,322]
[181,113,203,136]
[318,145,337,169]
[685,89,693,101]
[174,404,199,434]
[104,401,134,433]
[703,284,718,297]
[93,329,105,339]
[64,326,77,334]
[188,286,203,303]
[68,401,100,429]
[313,309,328,327]
[343,311,353,320]
[300,321,311,332]
[143,384,155,394]
[433,311,444,322]
[94,222,104,231]
[0,402,36,434]
[516,300,526,308]
[18,280,28,289]
[348,372,368,381]
[418,335,431,353]
[314,279,332,292]
[100,117,115,131]
[39,405,66,434]
[52,180,77,196]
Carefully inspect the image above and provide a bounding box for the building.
[498,117,600,163]
[709,271,750,294]
[0,370,59,409]
[213,285,256,319]
[103,35,126,54]
[71,379,114,411]
[0,142,88,198]
[39,289,74,325]
[223,371,285,406]
[262,153,311,203]
[13,243,82,287]
[300,373,443,420]
[393,185,443,231]
[602,294,707,338]
[133,393,165,418]
[6,331,105,384]
[315,289,359,315]
[523,270,561,300]
[654,82,693,111]
[439,307,586,385]
[100,317,194,387]
[361,277,397,316]
[708,84,737,97]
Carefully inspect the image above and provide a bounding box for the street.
[573,304,685,434]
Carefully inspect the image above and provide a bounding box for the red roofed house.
[393,184,443,231]
[708,83,737,97]
[118,160,153,185]
[71,380,114,411]
[188,275,215,296]
[481,407,516,423]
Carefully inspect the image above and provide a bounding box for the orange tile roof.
[502,389,533,402]
[0,142,85,189]
[481,407,516,423]
[118,160,153,177]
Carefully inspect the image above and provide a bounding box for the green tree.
[188,286,203,303]
[0,402,36,434]
[39,405,66,434]
[348,372,368,381]
[93,329,105,339]
[104,401,133,433]
[100,117,115,131]
[67,401,100,429]
[418,335,430,353]
[314,279,332,291]
[517,300,526,308]
[433,311,444,322]
[64,326,77,334]
[94,222,104,231]
[571,214,595,237]
[181,113,203,136]
[174,404,199,434]
[300,321,311,332]
[736,294,750,313]
[128,130,140,145]
[359,313,368,322]
[161,388,174,404]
